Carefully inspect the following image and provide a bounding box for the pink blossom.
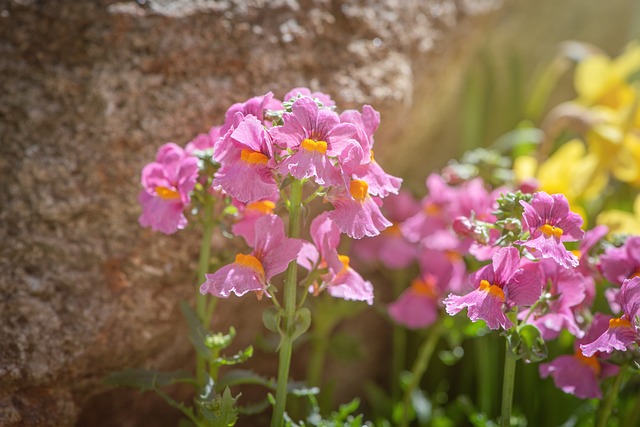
[389,249,464,329]
[519,259,588,340]
[519,192,584,268]
[444,247,543,330]
[599,235,640,285]
[540,314,619,399]
[283,87,335,108]
[138,143,199,234]
[223,92,282,131]
[273,97,358,187]
[201,215,302,298]
[339,106,402,197]
[213,114,279,203]
[581,276,640,356]
[298,212,374,304]
[351,192,419,269]
[326,179,392,239]
[231,198,279,246]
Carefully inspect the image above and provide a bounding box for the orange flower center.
[234,253,265,278]
[479,279,505,301]
[246,200,276,214]
[574,350,602,376]
[411,277,437,299]
[155,186,180,200]
[301,138,328,154]
[540,223,564,239]
[338,255,350,273]
[240,149,269,165]
[609,317,632,329]
[423,202,441,216]
[349,179,369,201]
[383,223,401,236]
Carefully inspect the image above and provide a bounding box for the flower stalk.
[271,179,303,427]
[500,312,518,427]
[196,195,215,388]
[400,320,442,427]
[597,364,627,427]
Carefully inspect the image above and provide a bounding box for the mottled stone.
[0,0,503,425]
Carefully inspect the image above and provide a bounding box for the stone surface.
[0,0,505,425]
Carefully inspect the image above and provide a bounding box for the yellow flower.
[513,139,608,220]
[598,194,640,235]
[587,123,640,186]
[575,42,640,111]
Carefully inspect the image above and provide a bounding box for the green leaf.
[213,346,253,367]
[104,369,196,391]
[198,387,239,427]
[205,327,236,351]
[506,324,548,363]
[180,301,212,359]
[517,324,548,363]
[217,369,275,390]
[292,307,311,342]
[262,306,282,333]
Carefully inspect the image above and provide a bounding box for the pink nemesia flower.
[444,247,543,330]
[200,215,302,298]
[283,87,335,108]
[576,225,608,307]
[298,212,374,305]
[581,276,640,356]
[519,192,584,268]
[326,178,392,239]
[540,313,619,399]
[138,143,199,234]
[519,259,588,340]
[231,197,279,247]
[599,235,640,285]
[185,126,221,154]
[339,106,402,197]
[213,113,279,203]
[388,248,464,329]
[351,191,419,269]
[401,174,455,243]
[223,92,282,132]
[272,97,358,187]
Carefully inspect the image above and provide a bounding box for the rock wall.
[0,0,503,425]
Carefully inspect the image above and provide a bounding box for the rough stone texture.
[0,0,505,425]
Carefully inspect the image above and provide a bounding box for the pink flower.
[599,235,640,285]
[444,247,543,330]
[540,314,619,399]
[231,198,279,246]
[581,276,640,356]
[519,259,588,340]
[298,212,374,304]
[388,248,464,329]
[138,143,199,234]
[272,97,358,187]
[326,179,392,239]
[351,192,419,269]
[223,92,282,131]
[212,114,279,203]
[519,192,584,268]
[200,215,302,298]
[185,126,221,154]
[283,87,335,108]
[339,106,402,197]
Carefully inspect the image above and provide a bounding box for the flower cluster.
[138,88,400,305]
[353,151,640,400]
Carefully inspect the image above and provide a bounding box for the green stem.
[597,364,627,427]
[400,320,442,427]
[475,336,494,416]
[391,271,407,403]
[196,196,216,388]
[500,311,519,427]
[271,179,303,427]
